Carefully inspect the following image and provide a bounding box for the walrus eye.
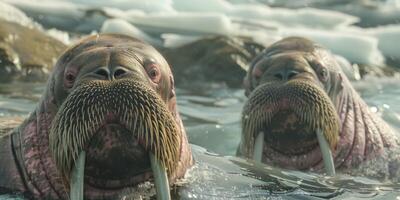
[252,67,263,84]
[319,68,328,81]
[146,63,161,83]
[169,76,175,99]
[64,71,76,88]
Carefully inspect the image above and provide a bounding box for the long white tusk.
[316,129,335,176]
[149,152,171,200]
[70,151,86,200]
[253,131,264,162]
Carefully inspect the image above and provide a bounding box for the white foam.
[100,18,162,46]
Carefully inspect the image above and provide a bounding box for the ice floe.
[2,0,106,33]
[280,28,385,66]
[2,0,399,67]
[162,34,202,48]
[120,12,233,36]
[0,1,38,28]
[100,18,162,46]
[368,25,400,60]
[68,0,175,12]
[173,0,358,29]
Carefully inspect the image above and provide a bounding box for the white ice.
[280,28,385,66]
[67,0,174,12]
[120,12,233,36]
[3,0,397,67]
[100,18,162,46]
[2,0,108,33]
[0,1,38,28]
[367,25,400,60]
[0,1,69,44]
[173,0,359,29]
[162,34,202,48]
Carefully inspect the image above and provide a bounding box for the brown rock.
[162,36,265,88]
[0,19,67,82]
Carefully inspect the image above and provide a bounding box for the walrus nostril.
[273,70,299,80]
[113,67,129,79]
[287,70,299,80]
[93,67,110,79]
[274,72,284,80]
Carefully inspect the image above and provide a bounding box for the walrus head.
[18,34,192,199]
[238,37,342,173]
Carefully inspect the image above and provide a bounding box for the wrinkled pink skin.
[0,34,193,199]
[240,37,399,174]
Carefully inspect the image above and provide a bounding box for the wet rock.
[0,19,66,82]
[162,36,265,88]
[336,54,399,80]
[358,64,400,78]
[162,35,399,87]
[0,117,22,137]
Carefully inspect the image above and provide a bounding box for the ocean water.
[0,76,399,199]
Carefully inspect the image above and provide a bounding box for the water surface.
[1,76,399,199]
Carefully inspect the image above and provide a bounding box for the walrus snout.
[240,80,339,160]
[49,80,181,185]
[263,110,319,155]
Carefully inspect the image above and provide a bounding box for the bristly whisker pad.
[49,79,181,181]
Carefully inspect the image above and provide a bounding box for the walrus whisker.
[50,80,180,180]
[241,81,340,166]
[316,129,336,176]
[70,151,85,200]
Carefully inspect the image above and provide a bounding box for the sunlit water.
[0,76,400,199]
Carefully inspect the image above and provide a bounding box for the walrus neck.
[12,108,68,199]
[333,81,398,170]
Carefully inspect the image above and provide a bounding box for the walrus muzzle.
[241,79,340,173]
[49,79,180,188]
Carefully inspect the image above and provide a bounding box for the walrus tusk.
[252,130,335,176]
[253,131,264,162]
[69,151,171,200]
[70,151,86,200]
[149,152,171,200]
[316,129,335,176]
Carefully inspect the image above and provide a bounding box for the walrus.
[0,34,193,199]
[238,37,399,177]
